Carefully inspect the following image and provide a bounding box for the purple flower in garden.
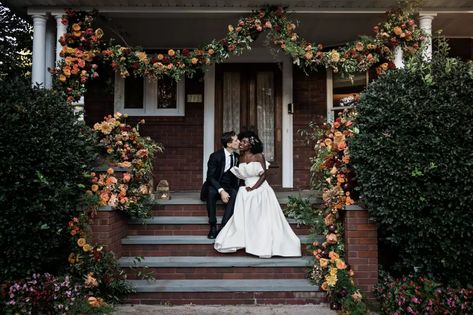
[406,306,416,314]
[411,296,420,304]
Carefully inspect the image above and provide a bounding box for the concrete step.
[127,216,312,236]
[122,235,313,245]
[125,279,325,304]
[128,279,319,292]
[119,256,312,280]
[121,235,317,257]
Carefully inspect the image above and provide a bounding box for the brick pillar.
[90,207,128,258]
[343,205,378,300]
[88,166,130,258]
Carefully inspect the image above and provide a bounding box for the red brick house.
[5,0,473,305]
[6,0,472,192]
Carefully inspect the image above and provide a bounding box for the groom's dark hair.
[221,131,236,148]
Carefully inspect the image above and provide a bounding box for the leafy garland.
[301,107,366,313]
[50,5,424,102]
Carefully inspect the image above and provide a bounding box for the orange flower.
[337,141,347,151]
[326,233,338,244]
[91,184,99,192]
[73,31,81,37]
[122,173,131,183]
[59,74,67,82]
[77,238,86,247]
[88,296,104,308]
[208,48,215,55]
[168,49,175,57]
[393,26,403,36]
[72,23,81,31]
[100,191,110,203]
[352,290,362,302]
[324,138,332,147]
[321,282,329,291]
[329,251,340,261]
[342,155,350,164]
[336,259,347,269]
[324,214,335,226]
[107,167,114,175]
[95,28,104,39]
[304,51,313,60]
[355,42,364,51]
[68,253,77,264]
[105,176,117,185]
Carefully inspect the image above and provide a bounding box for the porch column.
[31,14,48,87]
[55,14,67,62]
[203,65,216,180]
[419,14,436,61]
[44,20,55,89]
[282,56,294,188]
[394,46,404,68]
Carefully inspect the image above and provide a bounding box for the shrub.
[3,273,81,314]
[0,80,96,280]
[350,41,473,286]
[374,272,472,315]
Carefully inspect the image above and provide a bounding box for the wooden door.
[215,63,282,187]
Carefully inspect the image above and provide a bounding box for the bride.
[214,131,301,258]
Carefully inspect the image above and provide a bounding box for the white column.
[203,65,216,182]
[282,56,293,188]
[55,14,67,62]
[419,14,436,61]
[394,46,404,68]
[45,20,55,89]
[31,14,48,87]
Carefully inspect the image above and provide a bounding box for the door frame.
[202,48,294,188]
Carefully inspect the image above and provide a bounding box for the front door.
[215,63,282,187]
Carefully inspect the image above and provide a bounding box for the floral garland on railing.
[302,107,367,312]
[88,112,163,218]
[50,4,424,103]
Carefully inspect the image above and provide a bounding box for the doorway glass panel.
[222,72,240,134]
[256,71,275,161]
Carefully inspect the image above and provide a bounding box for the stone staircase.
[117,192,326,305]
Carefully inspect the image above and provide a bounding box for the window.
[114,73,185,116]
[327,71,368,121]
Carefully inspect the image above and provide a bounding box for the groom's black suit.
[200,148,239,228]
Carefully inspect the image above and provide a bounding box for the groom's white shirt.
[218,148,234,194]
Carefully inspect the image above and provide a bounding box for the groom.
[200,131,240,239]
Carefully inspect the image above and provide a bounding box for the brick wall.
[292,67,327,189]
[85,74,205,191]
[343,206,378,300]
[89,208,128,258]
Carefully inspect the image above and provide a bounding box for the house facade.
[7,0,473,191]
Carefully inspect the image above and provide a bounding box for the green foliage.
[0,4,32,80]
[350,39,473,286]
[0,79,96,280]
[284,196,324,233]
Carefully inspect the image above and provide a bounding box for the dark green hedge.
[0,80,96,280]
[350,46,473,286]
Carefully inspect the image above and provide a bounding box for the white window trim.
[114,72,185,116]
[326,70,368,122]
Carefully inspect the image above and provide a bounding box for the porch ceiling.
[5,0,473,13]
[3,0,472,49]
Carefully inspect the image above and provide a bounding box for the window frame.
[114,73,185,116]
[326,70,368,122]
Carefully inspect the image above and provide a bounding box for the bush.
[374,272,472,315]
[0,80,96,280]
[350,42,473,286]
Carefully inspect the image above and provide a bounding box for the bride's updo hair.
[238,130,263,154]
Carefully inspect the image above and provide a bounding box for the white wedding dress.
[214,162,301,258]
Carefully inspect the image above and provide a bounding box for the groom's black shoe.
[207,225,217,239]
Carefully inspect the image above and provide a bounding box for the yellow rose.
[330,50,340,62]
[83,244,93,252]
[326,274,337,286]
[95,28,104,39]
[319,258,329,268]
